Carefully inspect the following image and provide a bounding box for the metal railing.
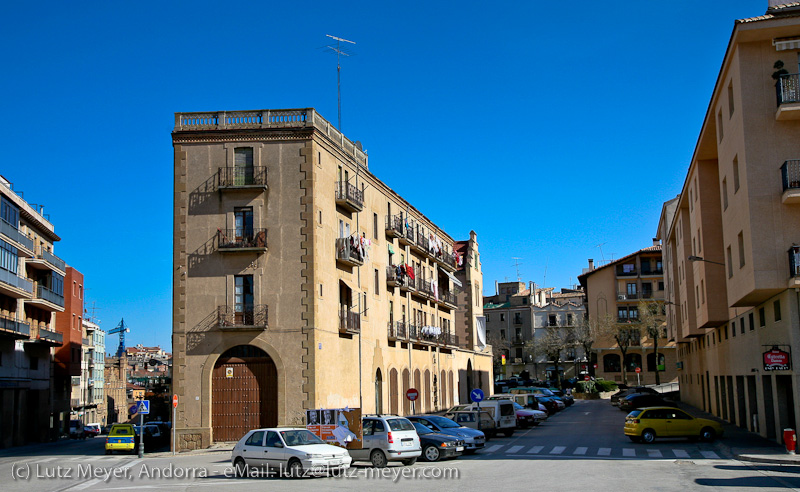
[388,321,408,340]
[0,315,29,337]
[616,268,637,277]
[217,305,268,328]
[640,269,663,276]
[218,228,268,249]
[41,249,66,271]
[0,220,33,251]
[440,290,457,306]
[336,237,364,264]
[386,215,403,236]
[218,166,268,188]
[439,250,456,269]
[408,324,419,339]
[402,222,415,243]
[335,181,363,209]
[37,284,65,307]
[0,268,33,293]
[416,277,434,297]
[38,328,63,344]
[776,73,800,105]
[339,309,360,333]
[618,292,639,300]
[781,160,800,191]
[415,230,430,252]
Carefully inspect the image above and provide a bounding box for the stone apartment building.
[659,2,800,443]
[579,245,678,386]
[484,282,587,381]
[172,108,493,449]
[0,176,65,447]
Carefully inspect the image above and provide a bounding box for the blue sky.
[0,0,764,350]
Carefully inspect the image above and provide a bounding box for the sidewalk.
[147,441,235,458]
[675,401,800,465]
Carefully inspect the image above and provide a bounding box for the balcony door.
[234,148,254,185]
[234,207,254,242]
[234,275,254,324]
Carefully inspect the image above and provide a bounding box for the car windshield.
[427,416,461,428]
[448,413,476,423]
[110,426,132,436]
[511,402,524,410]
[387,418,415,431]
[627,410,643,418]
[412,422,434,435]
[280,430,325,446]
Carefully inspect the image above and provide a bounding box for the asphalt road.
[1,400,799,491]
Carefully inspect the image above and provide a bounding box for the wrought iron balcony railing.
[776,73,800,106]
[339,309,361,334]
[781,160,800,191]
[217,228,268,250]
[616,268,637,277]
[336,237,365,266]
[439,290,457,306]
[388,321,408,341]
[385,215,403,237]
[218,166,268,188]
[217,305,268,328]
[335,181,364,211]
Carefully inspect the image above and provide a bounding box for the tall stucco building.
[579,244,678,386]
[659,2,800,443]
[172,108,492,449]
[0,176,64,447]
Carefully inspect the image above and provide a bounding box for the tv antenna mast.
[511,258,523,282]
[325,34,356,131]
[596,242,607,263]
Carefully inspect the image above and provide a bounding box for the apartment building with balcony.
[578,244,677,386]
[172,108,492,449]
[83,319,105,425]
[0,176,64,448]
[659,2,800,444]
[484,282,587,381]
[53,267,84,433]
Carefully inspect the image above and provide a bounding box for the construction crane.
[109,318,130,358]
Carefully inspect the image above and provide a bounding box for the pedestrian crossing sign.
[137,400,150,414]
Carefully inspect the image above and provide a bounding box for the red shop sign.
[763,348,791,371]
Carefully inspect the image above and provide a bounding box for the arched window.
[603,354,621,372]
[624,353,642,372]
[375,369,383,414]
[646,352,666,372]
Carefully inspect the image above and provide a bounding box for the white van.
[458,401,516,437]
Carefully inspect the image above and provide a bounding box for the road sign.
[129,404,138,414]
[173,394,178,408]
[635,367,641,374]
[470,388,484,403]
[406,388,419,401]
[584,375,590,381]
[593,363,598,369]
[137,400,150,414]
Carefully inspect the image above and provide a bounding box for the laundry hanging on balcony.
[431,279,439,301]
[405,264,415,280]
[420,325,442,337]
[388,243,395,255]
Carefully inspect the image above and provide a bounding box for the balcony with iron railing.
[781,160,800,204]
[412,229,429,254]
[398,221,415,246]
[640,269,664,277]
[388,321,408,341]
[616,267,637,277]
[386,265,414,291]
[776,73,800,120]
[335,181,364,212]
[438,290,457,307]
[33,284,65,309]
[38,327,63,345]
[336,237,365,266]
[217,228,268,252]
[436,250,458,272]
[339,309,361,334]
[413,277,434,299]
[27,248,66,273]
[0,220,34,253]
[0,314,29,339]
[218,166,268,190]
[0,268,33,298]
[385,215,403,238]
[617,292,639,301]
[217,305,268,329]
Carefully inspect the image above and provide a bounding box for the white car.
[231,428,352,478]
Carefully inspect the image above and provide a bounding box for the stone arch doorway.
[212,345,277,442]
[389,369,399,415]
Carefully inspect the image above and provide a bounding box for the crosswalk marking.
[573,447,587,455]
[506,445,524,454]
[527,446,544,454]
[550,446,566,454]
[486,444,503,453]
[673,449,690,458]
[35,457,59,463]
[700,451,720,459]
[597,447,611,456]
[647,449,662,458]
[622,448,635,457]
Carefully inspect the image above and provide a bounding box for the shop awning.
[443,270,462,288]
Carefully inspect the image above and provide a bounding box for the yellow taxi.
[105,423,136,454]
[624,407,724,444]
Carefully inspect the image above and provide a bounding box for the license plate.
[402,441,412,447]
[330,460,341,466]
[456,446,464,452]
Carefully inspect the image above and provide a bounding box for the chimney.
[588,259,594,270]
[653,237,659,247]
[495,280,498,295]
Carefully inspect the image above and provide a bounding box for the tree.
[637,299,666,385]
[523,336,543,381]
[541,327,572,388]
[570,314,595,375]
[597,313,640,385]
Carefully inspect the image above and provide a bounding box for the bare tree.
[596,313,640,385]
[541,327,572,388]
[523,336,542,381]
[570,314,595,374]
[637,300,666,385]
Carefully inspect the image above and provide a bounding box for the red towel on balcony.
[406,264,415,280]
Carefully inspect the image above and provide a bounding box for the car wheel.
[423,444,441,462]
[286,459,304,478]
[370,449,388,468]
[233,458,248,478]
[105,450,111,455]
[628,436,641,443]
[502,430,514,438]
[641,429,656,444]
[700,427,716,442]
[401,458,417,466]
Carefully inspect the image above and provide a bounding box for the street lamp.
[687,255,726,266]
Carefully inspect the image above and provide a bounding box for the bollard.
[783,428,796,455]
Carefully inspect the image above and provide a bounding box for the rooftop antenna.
[596,242,607,263]
[543,257,549,288]
[325,34,356,131]
[511,258,523,282]
[84,300,101,324]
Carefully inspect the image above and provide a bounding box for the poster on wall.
[763,347,791,371]
[306,408,362,450]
